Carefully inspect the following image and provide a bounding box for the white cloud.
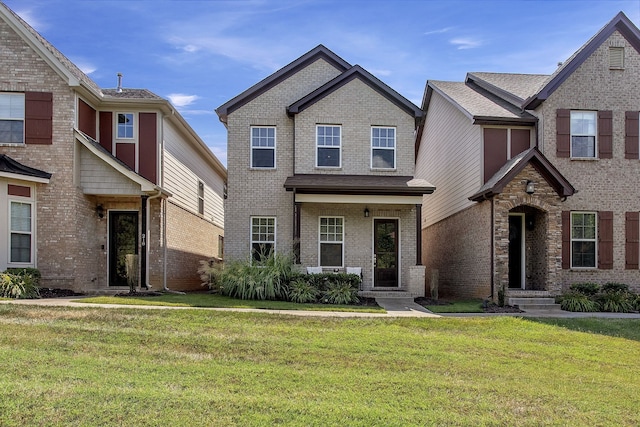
[450,37,482,50]
[72,58,97,75]
[424,27,453,36]
[13,8,46,32]
[167,93,200,107]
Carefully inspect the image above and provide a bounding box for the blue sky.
[4,0,639,166]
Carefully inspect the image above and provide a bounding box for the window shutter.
[625,111,639,159]
[598,110,612,159]
[598,211,613,269]
[99,111,113,152]
[626,212,639,270]
[138,112,157,184]
[556,109,570,158]
[24,92,53,145]
[561,211,571,269]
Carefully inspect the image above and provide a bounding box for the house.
[217,45,434,296]
[0,3,226,293]
[416,12,640,301]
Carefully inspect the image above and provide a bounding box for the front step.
[508,297,561,311]
[359,290,416,298]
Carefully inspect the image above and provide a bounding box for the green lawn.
[0,306,638,426]
[76,293,385,313]
[424,299,484,313]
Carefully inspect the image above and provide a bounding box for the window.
[10,201,32,263]
[319,217,343,267]
[251,217,275,262]
[571,212,596,268]
[316,125,341,167]
[218,235,224,259]
[0,93,25,144]
[198,181,204,215]
[571,111,596,158]
[117,113,134,139]
[251,126,276,168]
[371,127,396,169]
[610,46,624,69]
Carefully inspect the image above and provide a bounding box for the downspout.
[140,194,149,289]
[490,197,495,300]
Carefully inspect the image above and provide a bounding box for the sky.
[4,0,640,167]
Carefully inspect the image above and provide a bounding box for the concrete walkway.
[2,296,640,319]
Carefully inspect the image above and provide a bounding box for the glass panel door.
[374,219,398,287]
[109,211,138,287]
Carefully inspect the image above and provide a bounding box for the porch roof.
[469,147,575,202]
[0,154,51,183]
[284,174,435,196]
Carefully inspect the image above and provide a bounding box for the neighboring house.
[217,45,434,296]
[0,3,226,292]
[416,11,640,300]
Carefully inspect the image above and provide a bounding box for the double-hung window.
[117,113,134,139]
[251,126,276,168]
[10,201,33,264]
[571,111,596,158]
[371,127,396,169]
[319,217,343,267]
[0,93,25,144]
[198,181,204,215]
[316,125,341,167]
[571,212,596,268]
[251,217,275,262]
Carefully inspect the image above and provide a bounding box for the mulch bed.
[414,297,524,313]
[38,288,84,298]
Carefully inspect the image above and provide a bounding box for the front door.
[508,214,525,289]
[109,211,139,287]
[374,219,398,287]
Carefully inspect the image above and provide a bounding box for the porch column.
[416,204,422,265]
[293,202,301,264]
[140,195,148,289]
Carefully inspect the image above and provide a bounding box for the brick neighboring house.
[416,11,640,301]
[217,45,434,296]
[0,3,226,293]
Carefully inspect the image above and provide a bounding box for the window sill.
[370,168,397,172]
[249,167,277,171]
[315,167,342,170]
[0,143,25,146]
[570,157,598,161]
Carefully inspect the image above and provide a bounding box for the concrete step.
[359,290,416,298]
[508,297,557,306]
[517,303,562,311]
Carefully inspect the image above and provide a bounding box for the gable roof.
[0,154,51,183]
[523,11,640,109]
[287,65,422,119]
[465,72,549,107]
[216,45,351,124]
[469,148,575,202]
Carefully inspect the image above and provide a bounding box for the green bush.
[569,282,600,296]
[599,291,634,313]
[0,271,40,299]
[321,279,359,305]
[559,292,599,312]
[218,253,293,301]
[287,277,320,303]
[632,294,640,311]
[601,283,629,294]
[197,258,223,292]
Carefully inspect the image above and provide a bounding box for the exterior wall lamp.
[525,180,535,195]
[364,207,370,217]
[96,204,105,219]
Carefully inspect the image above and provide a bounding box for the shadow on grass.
[528,318,640,342]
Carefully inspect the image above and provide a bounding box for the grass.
[76,293,385,313]
[424,299,484,313]
[0,305,639,426]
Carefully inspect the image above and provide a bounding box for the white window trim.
[371,126,397,170]
[250,216,276,262]
[250,126,277,169]
[316,125,342,169]
[0,92,25,145]
[197,180,205,215]
[318,216,344,268]
[570,110,597,159]
[115,112,136,141]
[8,199,34,266]
[570,211,598,269]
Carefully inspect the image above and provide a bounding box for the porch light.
[364,207,370,217]
[96,204,105,219]
[525,180,535,195]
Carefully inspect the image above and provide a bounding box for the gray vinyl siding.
[163,120,224,228]
[416,90,481,227]
[78,145,141,195]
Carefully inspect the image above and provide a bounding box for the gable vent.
[609,47,624,69]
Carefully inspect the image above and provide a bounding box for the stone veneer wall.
[422,202,492,299]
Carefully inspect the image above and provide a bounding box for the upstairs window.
[117,113,134,139]
[571,212,596,268]
[0,93,25,144]
[316,125,341,167]
[251,217,275,262]
[251,126,276,168]
[198,180,204,215]
[371,127,396,169]
[571,111,596,158]
[609,46,624,69]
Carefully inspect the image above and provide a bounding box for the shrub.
[287,277,319,303]
[218,253,293,301]
[632,294,640,312]
[601,283,629,294]
[569,282,600,296]
[559,292,599,312]
[197,258,223,292]
[599,291,634,313]
[321,276,359,305]
[0,271,40,299]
